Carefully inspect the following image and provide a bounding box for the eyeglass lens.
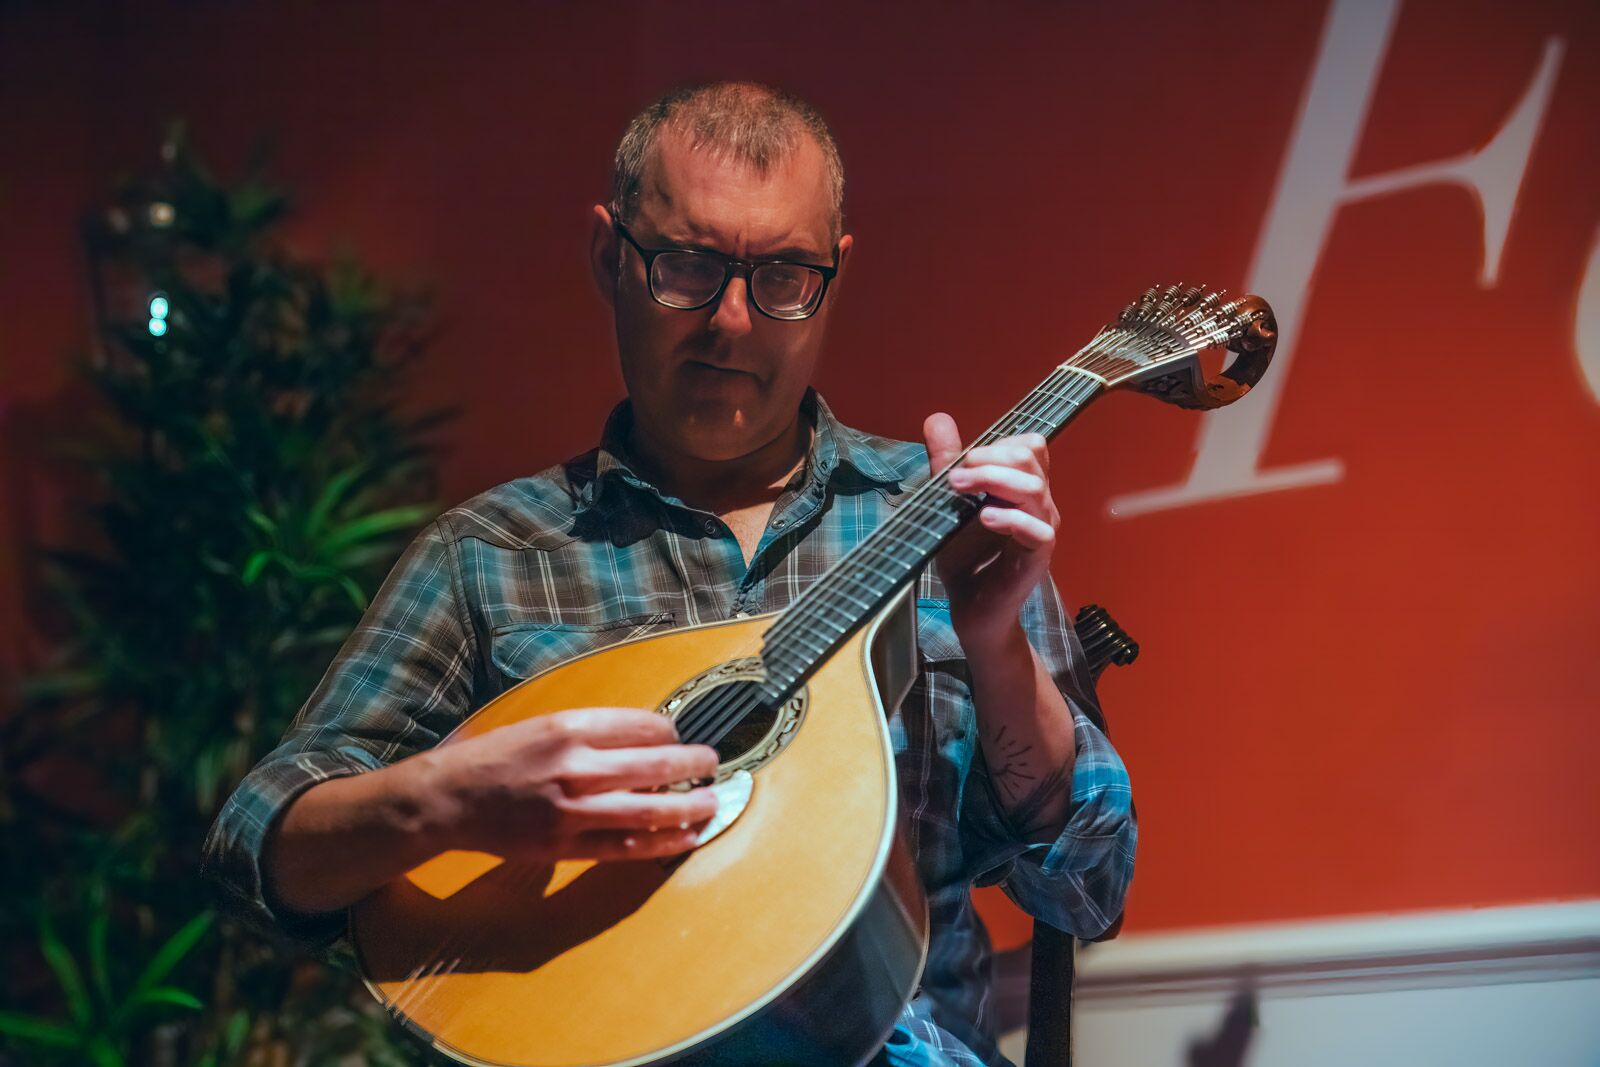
[650,252,825,319]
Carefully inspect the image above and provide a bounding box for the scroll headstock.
[1069,284,1278,410]
[1073,603,1139,681]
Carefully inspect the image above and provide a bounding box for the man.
[204,82,1135,1066]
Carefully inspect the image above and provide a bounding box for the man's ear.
[832,232,854,293]
[589,203,619,308]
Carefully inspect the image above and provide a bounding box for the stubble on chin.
[668,403,763,461]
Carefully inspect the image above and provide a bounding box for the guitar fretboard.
[756,365,1107,703]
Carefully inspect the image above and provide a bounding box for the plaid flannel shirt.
[202,388,1135,1067]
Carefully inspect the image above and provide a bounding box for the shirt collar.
[808,389,907,485]
[575,387,905,516]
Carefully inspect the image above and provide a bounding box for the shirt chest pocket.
[489,610,678,686]
[909,598,978,756]
[914,598,966,665]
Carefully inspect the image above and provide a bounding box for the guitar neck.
[758,365,1108,701]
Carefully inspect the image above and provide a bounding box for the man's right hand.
[414,706,721,862]
[263,707,720,917]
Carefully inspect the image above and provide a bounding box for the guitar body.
[351,596,930,1067]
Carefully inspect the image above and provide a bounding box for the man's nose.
[708,276,754,338]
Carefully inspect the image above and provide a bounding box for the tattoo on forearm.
[987,725,1035,801]
[986,724,1071,834]
[1009,765,1070,834]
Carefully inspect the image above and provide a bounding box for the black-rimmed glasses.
[614,220,838,321]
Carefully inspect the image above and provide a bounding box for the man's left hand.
[924,412,1059,652]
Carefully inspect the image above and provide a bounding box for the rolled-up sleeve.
[960,579,1137,939]
[200,517,477,948]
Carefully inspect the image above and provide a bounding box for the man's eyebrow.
[766,245,832,262]
[662,235,831,262]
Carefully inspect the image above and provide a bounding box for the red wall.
[4,0,1597,937]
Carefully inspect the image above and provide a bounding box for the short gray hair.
[610,81,845,242]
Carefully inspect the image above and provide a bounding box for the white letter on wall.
[1577,231,1600,404]
[1109,0,1563,519]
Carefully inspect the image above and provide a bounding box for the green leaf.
[86,1034,125,1067]
[303,463,371,538]
[240,549,273,585]
[87,889,113,1014]
[223,1008,250,1052]
[193,746,218,812]
[229,181,289,230]
[336,574,369,612]
[244,506,278,537]
[15,668,103,703]
[39,917,93,1026]
[129,911,212,997]
[318,504,434,556]
[124,985,204,1013]
[0,1011,80,1047]
[194,1006,249,1067]
[326,541,402,570]
[199,551,239,577]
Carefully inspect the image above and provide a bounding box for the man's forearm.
[263,753,447,917]
[964,621,1077,837]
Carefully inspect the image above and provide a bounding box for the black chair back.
[1023,605,1139,1067]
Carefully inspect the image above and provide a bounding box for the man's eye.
[755,265,820,307]
[762,265,807,287]
[663,255,723,285]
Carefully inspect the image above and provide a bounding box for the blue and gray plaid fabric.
[203,388,1135,1066]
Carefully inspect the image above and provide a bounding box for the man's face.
[593,128,851,463]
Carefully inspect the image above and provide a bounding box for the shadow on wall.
[1187,987,1258,1067]
[994,944,1258,1067]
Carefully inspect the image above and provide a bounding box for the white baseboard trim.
[1072,899,1600,1003]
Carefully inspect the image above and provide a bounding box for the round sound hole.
[657,659,807,778]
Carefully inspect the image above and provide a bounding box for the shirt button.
[732,610,750,619]
[773,518,787,529]
[703,518,718,534]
